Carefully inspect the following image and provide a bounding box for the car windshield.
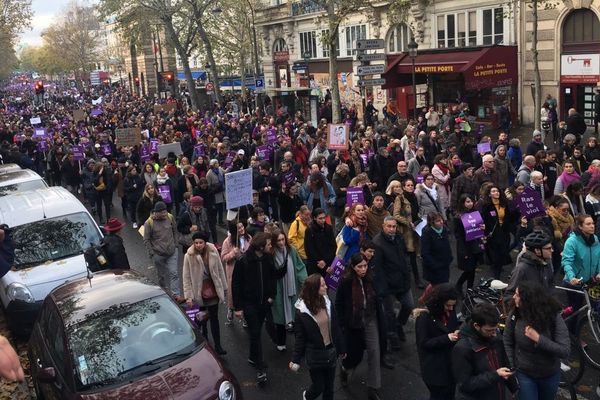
[67,295,200,389]
[11,212,102,268]
[0,179,47,196]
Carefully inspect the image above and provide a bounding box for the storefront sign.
[415,65,456,73]
[273,51,289,62]
[561,54,600,83]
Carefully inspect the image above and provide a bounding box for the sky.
[19,0,97,48]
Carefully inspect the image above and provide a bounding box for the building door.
[561,85,576,121]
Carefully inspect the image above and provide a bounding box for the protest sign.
[185,305,200,322]
[157,185,172,203]
[157,142,182,159]
[91,97,102,105]
[33,128,46,140]
[140,145,151,162]
[73,109,85,121]
[37,141,48,152]
[30,117,41,125]
[416,175,424,184]
[477,141,491,154]
[266,128,277,145]
[150,140,159,154]
[327,124,349,150]
[256,145,270,160]
[515,187,546,219]
[115,128,142,147]
[325,257,345,290]
[359,153,368,166]
[223,151,236,168]
[346,187,365,208]
[193,144,205,156]
[460,211,485,241]
[281,171,295,185]
[90,108,103,117]
[225,168,253,210]
[101,143,112,156]
[71,145,85,161]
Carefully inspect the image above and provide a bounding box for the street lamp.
[408,37,418,121]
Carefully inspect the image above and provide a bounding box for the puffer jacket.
[504,250,553,298]
[561,231,600,282]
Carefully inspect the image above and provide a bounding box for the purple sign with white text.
[223,151,236,168]
[140,145,150,162]
[460,211,484,241]
[256,145,271,160]
[266,128,277,145]
[150,140,159,154]
[101,143,112,156]
[325,257,345,290]
[72,145,85,161]
[346,187,365,208]
[37,141,48,152]
[477,141,491,154]
[515,187,546,219]
[157,184,172,203]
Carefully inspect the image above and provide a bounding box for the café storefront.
[382,45,518,126]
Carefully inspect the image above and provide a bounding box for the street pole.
[411,57,416,121]
[247,0,263,112]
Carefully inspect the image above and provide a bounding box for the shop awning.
[382,45,518,91]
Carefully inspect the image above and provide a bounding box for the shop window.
[562,9,600,44]
[345,24,367,56]
[387,24,410,53]
[299,31,317,58]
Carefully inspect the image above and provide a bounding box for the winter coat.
[177,208,210,238]
[143,213,177,257]
[481,203,518,267]
[304,222,337,276]
[421,225,453,284]
[504,250,554,298]
[232,250,286,310]
[453,215,483,270]
[206,167,226,204]
[372,232,411,295]
[546,206,574,245]
[300,181,336,215]
[272,246,307,325]
[136,192,163,226]
[415,309,460,387]
[102,233,130,269]
[123,174,144,204]
[432,164,451,211]
[365,206,389,240]
[504,311,570,379]
[452,323,516,400]
[341,224,367,263]
[288,217,308,260]
[182,243,228,306]
[331,172,351,218]
[493,155,513,189]
[393,194,416,252]
[292,297,346,367]
[507,145,523,173]
[516,164,531,185]
[561,231,600,282]
[415,184,444,220]
[278,193,304,224]
[450,174,480,211]
[525,140,544,156]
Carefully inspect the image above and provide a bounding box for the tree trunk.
[532,0,541,131]
[327,4,341,123]
[198,21,222,104]
[162,18,200,111]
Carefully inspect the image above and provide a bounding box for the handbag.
[95,176,106,191]
[201,278,218,302]
[305,346,337,369]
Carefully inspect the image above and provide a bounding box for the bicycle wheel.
[577,313,600,369]
[559,334,585,388]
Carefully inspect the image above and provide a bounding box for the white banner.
[225,168,253,210]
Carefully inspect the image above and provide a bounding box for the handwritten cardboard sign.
[73,109,85,122]
[115,128,142,147]
[225,168,253,210]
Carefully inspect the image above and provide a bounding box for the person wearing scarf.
[416,173,445,220]
[269,230,307,351]
[432,154,452,218]
[341,203,369,263]
[554,161,581,195]
[154,167,174,213]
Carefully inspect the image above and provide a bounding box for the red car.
[28,270,241,400]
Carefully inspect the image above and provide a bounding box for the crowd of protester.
[2,81,599,399]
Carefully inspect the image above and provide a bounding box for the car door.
[36,303,72,400]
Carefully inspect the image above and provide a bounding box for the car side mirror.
[38,367,56,383]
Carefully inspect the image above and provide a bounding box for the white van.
[0,169,48,197]
[0,187,103,335]
[0,164,22,174]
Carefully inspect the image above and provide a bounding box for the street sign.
[357,78,386,87]
[255,78,265,93]
[205,82,214,92]
[356,39,385,50]
[357,65,385,75]
[357,53,387,62]
[292,63,308,71]
[303,51,312,60]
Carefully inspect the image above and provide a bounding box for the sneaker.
[302,390,307,400]
[242,318,248,328]
[226,309,233,325]
[132,222,138,229]
[276,345,286,352]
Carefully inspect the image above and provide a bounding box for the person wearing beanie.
[525,130,545,156]
[143,201,183,302]
[177,195,210,251]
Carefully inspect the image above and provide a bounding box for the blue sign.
[255,78,264,88]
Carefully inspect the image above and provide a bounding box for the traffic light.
[34,80,44,94]
[160,71,174,89]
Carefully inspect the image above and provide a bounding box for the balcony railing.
[290,0,324,16]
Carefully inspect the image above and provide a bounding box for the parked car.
[28,269,241,400]
[0,163,22,174]
[0,187,102,335]
[0,168,47,196]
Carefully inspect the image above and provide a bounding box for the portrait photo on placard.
[327,124,348,150]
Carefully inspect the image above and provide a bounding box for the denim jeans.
[516,371,560,400]
[153,252,180,296]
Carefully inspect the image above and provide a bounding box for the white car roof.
[0,187,89,228]
[0,164,21,174]
[0,169,45,186]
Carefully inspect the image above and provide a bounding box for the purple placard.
[460,211,484,241]
[282,171,295,185]
[359,153,368,166]
[101,143,112,156]
[477,141,491,154]
[33,128,46,139]
[325,257,345,290]
[140,145,151,162]
[37,141,48,152]
[157,184,172,203]
[78,129,88,137]
[266,128,277,145]
[223,151,236,168]
[346,186,365,208]
[194,144,205,156]
[515,186,546,219]
[150,140,159,154]
[90,108,103,117]
[416,175,424,184]
[256,145,270,160]
[367,149,374,159]
[185,305,200,322]
[72,145,85,161]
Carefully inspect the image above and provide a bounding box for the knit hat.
[533,130,542,138]
[190,196,204,207]
[153,201,167,212]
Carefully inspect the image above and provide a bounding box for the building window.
[562,8,600,44]
[299,31,317,58]
[436,7,504,48]
[345,24,367,56]
[273,38,288,52]
[320,29,339,58]
[387,24,410,53]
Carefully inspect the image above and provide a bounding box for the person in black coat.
[335,253,386,399]
[452,303,518,400]
[453,195,484,293]
[232,233,287,377]
[415,284,460,400]
[123,166,144,228]
[290,274,346,400]
[566,108,587,143]
[421,212,454,286]
[304,208,337,276]
[101,218,130,269]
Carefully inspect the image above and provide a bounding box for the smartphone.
[509,367,516,372]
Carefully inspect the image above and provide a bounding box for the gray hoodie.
[143,212,178,257]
